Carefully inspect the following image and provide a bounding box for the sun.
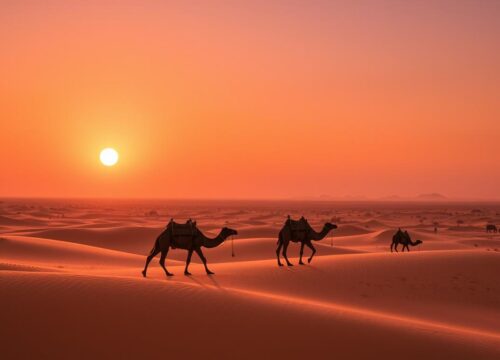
[100,148,119,166]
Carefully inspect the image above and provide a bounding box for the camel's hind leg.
[276,240,284,267]
[390,242,394,253]
[305,241,316,263]
[393,243,398,252]
[184,249,193,275]
[195,248,214,275]
[142,248,160,277]
[159,249,174,277]
[299,242,305,265]
[282,241,293,266]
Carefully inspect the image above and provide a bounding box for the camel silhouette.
[391,229,422,252]
[142,219,237,277]
[276,216,337,266]
[486,224,498,233]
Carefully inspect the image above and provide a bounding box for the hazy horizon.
[2,193,500,203]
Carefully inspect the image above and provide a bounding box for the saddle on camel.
[285,215,311,241]
[166,218,198,249]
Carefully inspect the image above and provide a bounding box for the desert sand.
[1,199,500,359]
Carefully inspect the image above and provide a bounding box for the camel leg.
[394,243,398,252]
[159,249,174,277]
[184,249,193,275]
[282,241,293,266]
[390,242,394,253]
[195,248,214,275]
[405,244,410,252]
[306,241,316,263]
[276,241,284,267]
[142,248,160,277]
[299,242,305,265]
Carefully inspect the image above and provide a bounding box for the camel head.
[414,239,423,246]
[325,222,338,230]
[221,227,238,239]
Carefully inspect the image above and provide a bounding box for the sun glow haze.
[1,1,499,199]
[100,148,119,167]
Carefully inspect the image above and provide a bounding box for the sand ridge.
[1,199,500,358]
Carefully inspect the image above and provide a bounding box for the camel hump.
[168,219,198,237]
[287,216,310,232]
[393,228,406,239]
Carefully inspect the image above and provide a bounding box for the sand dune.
[0,215,46,227]
[0,262,60,272]
[1,270,499,359]
[330,224,372,236]
[23,226,161,255]
[0,235,159,269]
[173,251,500,334]
[236,225,280,238]
[1,199,500,358]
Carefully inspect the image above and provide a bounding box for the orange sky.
[1,0,499,199]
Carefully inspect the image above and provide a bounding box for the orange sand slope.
[1,199,500,359]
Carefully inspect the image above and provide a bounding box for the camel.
[142,219,237,277]
[276,216,337,266]
[486,224,498,233]
[391,229,423,252]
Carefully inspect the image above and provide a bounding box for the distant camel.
[276,216,337,266]
[142,219,237,277]
[391,229,423,252]
[486,224,498,233]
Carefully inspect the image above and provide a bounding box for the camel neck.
[202,230,226,248]
[310,225,331,241]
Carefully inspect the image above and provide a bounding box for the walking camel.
[486,224,498,233]
[142,219,237,277]
[390,229,423,252]
[276,216,337,266]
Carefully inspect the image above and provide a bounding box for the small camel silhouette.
[391,228,422,252]
[276,216,337,266]
[142,219,237,277]
[486,224,498,233]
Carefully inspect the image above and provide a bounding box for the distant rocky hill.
[416,193,447,201]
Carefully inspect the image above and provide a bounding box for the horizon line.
[2,195,500,203]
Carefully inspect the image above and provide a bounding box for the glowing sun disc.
[100,148,119,166]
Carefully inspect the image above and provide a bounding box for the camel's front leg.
[393,243,398,253]
[195,248,214,275]
[184,249,193,275]
[299,242,305,265]
[305,241,316,263]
